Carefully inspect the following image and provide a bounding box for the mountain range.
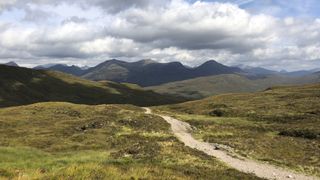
[36,59,242,86]
[3,60,320,99]
[28,59,320,86]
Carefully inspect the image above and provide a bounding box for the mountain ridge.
[81,59,244,86]
[30,59,320,86]
[0,64,184,107]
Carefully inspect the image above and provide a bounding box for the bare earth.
[143,108,319,180]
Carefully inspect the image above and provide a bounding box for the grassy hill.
[0,65,184,107]
[0,102,259,179]
[157,83,320,176]
[147,73,320,99]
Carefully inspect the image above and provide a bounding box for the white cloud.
[79,37,142,57]
[0,0,17,11]
[106,1,278,53]
[0,0,319,71]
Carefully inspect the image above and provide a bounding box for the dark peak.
[4,61,19,67]
[51,64,83,70]
[51,64,69,68]
[34,63,61,69]
[86,59,129,72]
[95,59,126,68]
[198,60,224,68]
[102,59,127,65]
[205,60,219,64]
[165,61,185,67]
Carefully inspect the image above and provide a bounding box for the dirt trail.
[143,108,319,180]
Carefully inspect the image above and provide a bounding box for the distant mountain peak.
[34,63,65,69]
[100,59,127,65]
[201,60,220,65]
[197,60,228,70]
[4,61,19,67]
[33,63,85,76]
[51,64,69,67]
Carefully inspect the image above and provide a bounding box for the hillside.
[0,102,259,179]
[157,83,320,176]
[148,73,320,99]
[81,59,243,86]
[0,65,184,107]
[35,64,86,76]
[164,83,320,117]
[238,65,278,75]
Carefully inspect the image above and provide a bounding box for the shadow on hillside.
[0,65,184,108]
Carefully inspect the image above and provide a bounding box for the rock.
[286,175,293,178]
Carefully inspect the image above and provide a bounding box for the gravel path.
[143,108,319,180]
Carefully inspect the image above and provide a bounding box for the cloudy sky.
[0,0,320,71]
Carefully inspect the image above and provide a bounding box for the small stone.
[286,175,293,178]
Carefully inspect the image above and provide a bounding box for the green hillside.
[0,102,259,179]
[157,83,320,176]
[147,74,320,99]
[0,65,184,107]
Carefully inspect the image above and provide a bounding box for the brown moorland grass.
[0,102,260,179]
[156,83,320,176]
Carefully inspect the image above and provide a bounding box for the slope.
[147,73,320,99]
[146,108,317,180]
[35,64,86,76]
[0,102,259,179]
[0,65,184,107]
[157,83,320,176]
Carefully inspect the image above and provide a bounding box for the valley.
[0,63,319,179]
[1,0,320,179]
[27,59,320,99]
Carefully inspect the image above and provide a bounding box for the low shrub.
[279,129,319,139]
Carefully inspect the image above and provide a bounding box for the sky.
[0,0,319,71]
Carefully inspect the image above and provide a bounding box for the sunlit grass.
[158,83,320,177]
[0,102,260,179]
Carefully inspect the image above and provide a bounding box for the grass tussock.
[0,102,260,179]
[157,83,320,176]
